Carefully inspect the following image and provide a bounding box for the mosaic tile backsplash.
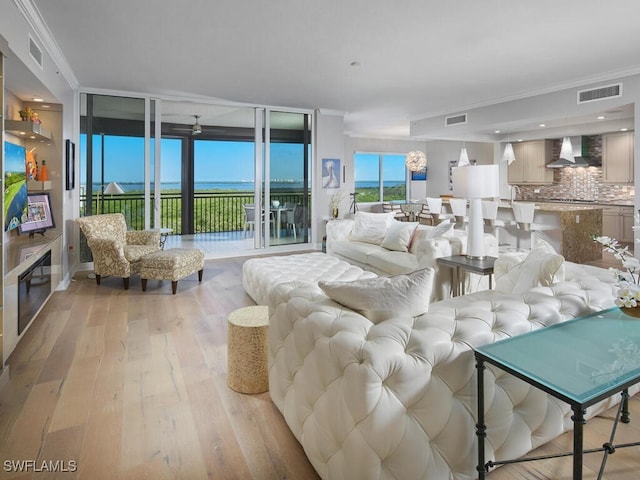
[515,135,635,204]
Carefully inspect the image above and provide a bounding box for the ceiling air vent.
[445,113,467,126]
[28,35,43,69]
[577,83,622,104]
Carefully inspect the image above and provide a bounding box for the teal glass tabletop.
[475,307,640,406]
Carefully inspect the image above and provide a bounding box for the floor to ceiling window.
[354,152,407,203]
[80,95,313,261]
[79,93,147,261]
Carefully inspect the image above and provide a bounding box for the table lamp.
[452,164,499,258]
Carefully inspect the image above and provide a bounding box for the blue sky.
[80,135,406,184]
[354,153,406,182]
[81,135,308,183]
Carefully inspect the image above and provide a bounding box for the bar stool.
[449,198,468,230]
[511,201,548,250]
[426,197,444,225]
[481,200,507,247]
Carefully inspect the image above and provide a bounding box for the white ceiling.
[15,0,640,139]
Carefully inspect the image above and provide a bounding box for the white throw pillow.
[381,221,419,252]
[426,220,454,238]
[349,211,396,245]
[495,247,565,294]
[318,268,435,324]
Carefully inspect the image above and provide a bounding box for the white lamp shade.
[405,150,427,172]
[559,137,575,162]
[452,164,499,198]
[452,164,500,258]
[104,182,125,194]
[503,142,516,165]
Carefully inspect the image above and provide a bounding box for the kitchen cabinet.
[602,205,634,243]
[603,131,634,183]
[508,140,553,184]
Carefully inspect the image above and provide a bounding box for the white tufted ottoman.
[242,252,377,305]
[140,247,204,294]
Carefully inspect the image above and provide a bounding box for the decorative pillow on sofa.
[495,244,565,294]
[318,268,434,324]
[381,220,419,252]
[426,220,454,238]
[349,211,396,245]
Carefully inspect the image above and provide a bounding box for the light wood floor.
[1,253,639,479]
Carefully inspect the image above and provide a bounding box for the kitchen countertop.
[497,201,603,212]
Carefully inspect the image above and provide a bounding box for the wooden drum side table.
[227,305,269,394]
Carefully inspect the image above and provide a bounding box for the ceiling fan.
[170,114,203,135]
[191,115,202,135]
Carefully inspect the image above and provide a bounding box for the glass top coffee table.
[475,307,640,479]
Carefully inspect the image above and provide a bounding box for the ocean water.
[86,180,404,193]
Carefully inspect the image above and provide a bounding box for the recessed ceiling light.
[32,97,44,102]
[539,123,546,127]
[42,104,51,109]
[494,130,501,134]
[620,128,628,131]
[597,115,605,120]
[517,139,524,142]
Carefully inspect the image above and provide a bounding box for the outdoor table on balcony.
[270,206,293,238]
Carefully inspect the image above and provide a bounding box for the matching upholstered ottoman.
[140,247,204,294]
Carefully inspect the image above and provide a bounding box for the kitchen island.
[496,202,602,263]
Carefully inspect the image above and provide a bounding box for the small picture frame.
[65,139,75,191]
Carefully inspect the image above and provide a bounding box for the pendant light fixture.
[458,143,470,167]
[405,150,427,171]
[502,133,516,165]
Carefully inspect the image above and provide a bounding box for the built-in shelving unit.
[4,119,51,141]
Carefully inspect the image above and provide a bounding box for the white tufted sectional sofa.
[326,217,498,301]
[267,262,635,479]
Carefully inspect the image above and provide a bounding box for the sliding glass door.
[80,94,313,259]
[265,111,311,245]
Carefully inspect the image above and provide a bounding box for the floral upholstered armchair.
[76,213,161,289]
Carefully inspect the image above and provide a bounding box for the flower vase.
[620,307,640,319]
[332,208,339,219]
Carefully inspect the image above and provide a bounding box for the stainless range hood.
[547,136,601,168]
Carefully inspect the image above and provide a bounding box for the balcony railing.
[80,191,310,234]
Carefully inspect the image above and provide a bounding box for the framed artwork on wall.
[322,158,340,188]
[65,139,75,191]
[411,168,427,181]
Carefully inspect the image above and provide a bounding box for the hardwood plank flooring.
[0,254,639,479]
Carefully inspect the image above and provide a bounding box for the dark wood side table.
[436,255,497,296]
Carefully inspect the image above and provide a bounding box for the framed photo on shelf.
[65,139,75,191]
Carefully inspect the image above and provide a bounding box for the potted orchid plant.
[330,190,344,219]
[593,235,640,314]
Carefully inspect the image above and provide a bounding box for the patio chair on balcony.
[76,213,161,289]
[243,204,275,238]
[284,204,304,239]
